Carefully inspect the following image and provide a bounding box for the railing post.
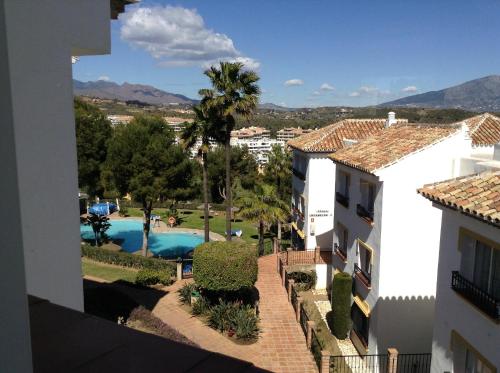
[176,259,182,281]
[273,237,278,254]
[296,296,302,322]
[315,246,320,264]
[387,348,399,373]
[276,254,280,274]
[288,279,295,302]
[286,247,291,265]
[281,266,287,287]
[306,320,315,349]
[320,350,330,373]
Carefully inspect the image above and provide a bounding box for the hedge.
[330,272,352,339]
[193,241,258,292]
[81,245,176,275]
[135,268,173,286]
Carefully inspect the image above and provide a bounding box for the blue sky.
[73,0,500,107]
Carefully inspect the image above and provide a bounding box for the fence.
[277,246,332,267]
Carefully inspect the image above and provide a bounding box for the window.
[465,348,493,373]
[355,240,373,287]
[357,180,375,222]
[336,171,350,207]
[452,331,494,373]
[335,222,348,261]
[351,303,369,348]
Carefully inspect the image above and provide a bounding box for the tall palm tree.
[238,184,289,256]
[265,145,292,241]
[180,105,219,242]
[199,62,260,241]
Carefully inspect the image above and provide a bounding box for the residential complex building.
[107,114,133,125]
[287,114,407,251]
[277,127,314,141]
[164,116,193,134]
[419,171,499,373]
[231,137,284,164]
[231,126,271,140]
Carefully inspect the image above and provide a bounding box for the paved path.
[152,254,317,373]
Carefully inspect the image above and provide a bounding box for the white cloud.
[98,75,110,81]
[284,79,304,87]
[120,6,258,68]
[320,83,335,91]
[201,56,260,70]
[402,85,418,93]
[312,91,321,96]
[349,91,361,97]
[359,86,377,93]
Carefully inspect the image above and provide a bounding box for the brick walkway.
[151,254,317,373]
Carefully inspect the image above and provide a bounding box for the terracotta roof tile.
[460,113,500,146]
[287,118,407,153]
[418,171,500,227]
[329,124,460,174]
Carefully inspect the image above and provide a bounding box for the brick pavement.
[151,254,317,373]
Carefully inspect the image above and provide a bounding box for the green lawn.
[126,208,273,248]
[82,258,138,283]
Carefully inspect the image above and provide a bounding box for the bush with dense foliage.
[81,245,176,274]
[208,301,259,340]
[135,268,173,286]
[193,241,258,292]
[191,296,210,316]
[178,283,197,305]
[288,270,317,291]
[330,272,352,339]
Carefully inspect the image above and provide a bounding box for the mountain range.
[73,79,196,105]
[381,75,500,111]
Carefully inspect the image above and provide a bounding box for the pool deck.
[109,215,225,241]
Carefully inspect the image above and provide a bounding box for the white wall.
[3,0,110,311]
[430,209,500,373]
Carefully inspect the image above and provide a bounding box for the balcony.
[334,244,347,262]
[292,168,306,181]
[335,192,349,208]
[356,204,374,224]
[354,263,372,288]
[451,271,500,321]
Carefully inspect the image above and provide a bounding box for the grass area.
[126,208,273,247]
[82,257,138,283]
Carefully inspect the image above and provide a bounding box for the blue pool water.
[80,219,204,258]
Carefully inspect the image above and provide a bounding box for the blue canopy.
[88,202,117,216]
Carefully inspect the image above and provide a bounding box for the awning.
[353,295,371,317]
[297,229,305,239]
[291,222,298,230]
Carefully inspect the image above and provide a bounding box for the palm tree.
[238,184,289,256]
[180,105,219,242]
[199,62,260,241]
[265,145,292,241]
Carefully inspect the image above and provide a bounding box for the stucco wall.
[430,209,500,373]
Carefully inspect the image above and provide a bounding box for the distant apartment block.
[277,127,314,142]
[107,114,133,126]
[419,171,499,373]
[163,116,194,133]
[231,138,284,164]
[231,126,271,141]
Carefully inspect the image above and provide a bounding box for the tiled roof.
[287,118,407,153]
[329,124,461,174]
[461,113,500,146]
[418,171,500,227]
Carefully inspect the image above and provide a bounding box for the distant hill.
[381,75,500,112]
[73,79,196,106]
[259,102,294,111]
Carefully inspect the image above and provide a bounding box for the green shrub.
[178,283,196,305]
[231,305,259,340]
[193,241,258,292]
[331,272,352,339]
[191,295,210,316]
[288,270,317,291]
[208,300,237,332]
[118,206,129,217]
[135,268,173,286]
[82,245,175,274]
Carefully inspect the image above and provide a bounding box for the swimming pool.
[80,219,204,258]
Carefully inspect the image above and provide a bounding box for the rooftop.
[287,118,407,153]
[329,124,460,174]
[418,171,500,227]
[460,113,500,146]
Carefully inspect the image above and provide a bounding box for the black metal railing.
[292,168,306,181]
[397,353,432,373]
[291,285,298,313]
[356,204,374,223]
[451,271,500,320]
[336,192,350,208]
[310,328,322,369]
[334,245,348,262]
[299,304,308,335]
[354,263,372,288]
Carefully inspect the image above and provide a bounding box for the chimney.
[385,111,396,128]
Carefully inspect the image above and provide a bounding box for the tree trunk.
[225,136,232,241]
[276,175,282,243]
[258,220,264,256]
[202,152,210,242]
[141,201,152,256]
[277,220,282,241]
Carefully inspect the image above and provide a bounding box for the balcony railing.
[356,204,374,223]
[354,263,372,288]
[334,244,347,262]
[451,271,500,320]
[335,192,349,208]
[292,168,306,181]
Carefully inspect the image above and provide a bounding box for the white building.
[231,137,284,164]
[231,126,270,141]
[277,127,314,142]
[287,115,408,251]
[107,114,133,125]
[329,122,475,355]
[418,171,499,373]
[164,116,193,134]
